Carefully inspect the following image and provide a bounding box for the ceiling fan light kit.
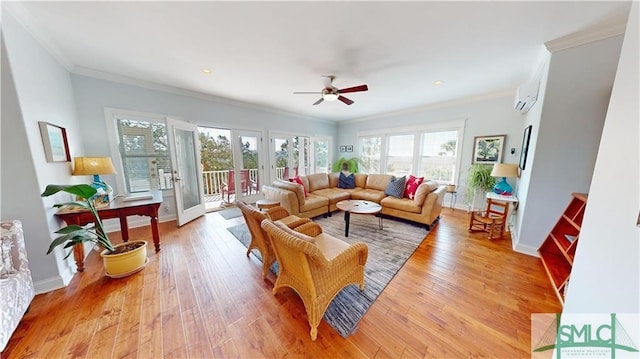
[294,75,368,106]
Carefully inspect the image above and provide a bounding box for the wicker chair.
[236,201,310,278]
[261,220,368,341]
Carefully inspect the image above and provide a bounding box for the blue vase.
[493,177,513,195]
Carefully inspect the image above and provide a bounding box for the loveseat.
[261,173,446,229]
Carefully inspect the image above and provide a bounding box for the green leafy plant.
[41,184,115,257]
[331,157,363,173]
[465,164,496,206]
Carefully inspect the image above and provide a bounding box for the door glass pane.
[386,134,414,176]
[274,137,289,179]
[420,131,458,183]
[199,127,233,209]
[240,135,259,195]
[175,128,201,209]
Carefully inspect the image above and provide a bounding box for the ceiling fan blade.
[294,91,322,94]
[338,84,368,94]
[338,96,354,105]
[313,98,324,105]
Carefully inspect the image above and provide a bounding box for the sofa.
[262,173,446,229]
[1,220,35,352]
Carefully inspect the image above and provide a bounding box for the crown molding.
[545,21,627,53]
[341,89,513,125]
[2,2,74,71]
[71,66,332,124]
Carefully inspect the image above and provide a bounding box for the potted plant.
[465,164,496,211]
[41,184,148,278]
[331,157,363,173]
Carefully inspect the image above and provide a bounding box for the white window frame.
[104,107,179,195]
[357,120,466,185]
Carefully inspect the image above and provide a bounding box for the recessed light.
[434,80,444,86]
[201,68,212,75]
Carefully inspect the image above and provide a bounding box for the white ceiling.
[4,1,631,121]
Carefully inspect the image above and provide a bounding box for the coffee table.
[335,200,383,237]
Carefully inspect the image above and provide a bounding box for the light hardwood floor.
[3,208,561,358]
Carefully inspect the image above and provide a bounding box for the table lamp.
[72,157,116,193]
[490,163,519,195]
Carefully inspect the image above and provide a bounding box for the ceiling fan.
[293,75,368,106]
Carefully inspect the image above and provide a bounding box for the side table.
[256,199,280,211]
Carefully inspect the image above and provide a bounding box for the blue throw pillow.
[384,176,406,198]
[338,172,356,189]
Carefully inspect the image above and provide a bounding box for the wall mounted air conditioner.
[514,79,540,113]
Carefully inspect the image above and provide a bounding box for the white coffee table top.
[336,200,382,214]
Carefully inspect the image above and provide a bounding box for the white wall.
[1,11,86,291]
[337,94,524,206]
[564,2,639,313]
[514,35,624,255]
[71,74,337,195]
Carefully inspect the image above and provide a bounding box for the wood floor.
[3,208,561,358]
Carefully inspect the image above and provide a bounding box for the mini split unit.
[514,79,540,113]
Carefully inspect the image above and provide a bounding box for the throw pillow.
[289,176,308,197]
[338,172,356,189]
[384,176,406,198]
[404,175,425,199]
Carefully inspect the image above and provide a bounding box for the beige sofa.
[262,173,445,229]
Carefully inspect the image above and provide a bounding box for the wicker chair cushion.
[273,221,316,244]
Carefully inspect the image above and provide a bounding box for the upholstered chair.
[1,220,35,352]
[261,220,368,341]
[236,202,310,278]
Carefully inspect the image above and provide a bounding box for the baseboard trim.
[512,242,539,257]
[103,214,176,234]
[34,275,68,295]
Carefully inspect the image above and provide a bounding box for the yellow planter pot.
[100,240,148,278]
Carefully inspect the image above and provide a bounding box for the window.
[419,131,458,183]
[358,121,464,184]
[116,117,172,193]
[312,138,330,173]
[386,134,414,176]
[359,136,382,173]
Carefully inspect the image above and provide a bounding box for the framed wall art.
[38,122,71,162]
[472,135,505,164]
[519,125,532,170]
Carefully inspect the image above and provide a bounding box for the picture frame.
[38,121,71,162]
[340,145,346,153]
[472,135,505,164]
[346,145,353,152]
[519,125,532,170]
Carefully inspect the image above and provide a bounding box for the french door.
[167,118,205,226]
[231,129,263,203]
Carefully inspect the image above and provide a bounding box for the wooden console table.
[55,191,163,272]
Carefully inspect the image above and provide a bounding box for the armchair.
[261,220,368,341]
[236,202,310,278]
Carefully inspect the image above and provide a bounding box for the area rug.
[219,206,242,220]
[226,213,429,337]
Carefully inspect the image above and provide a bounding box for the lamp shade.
[490,163,519,178]
[72,157,116,176]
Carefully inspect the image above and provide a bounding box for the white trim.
[545,22,627,53]
[2,2,75,71]
[357,119,466,137]
[343,90,512,125]
[74,66,333,124]
[34,276,69,295]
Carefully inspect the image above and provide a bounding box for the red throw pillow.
[404,175,424,199]
[288,176,308,197]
